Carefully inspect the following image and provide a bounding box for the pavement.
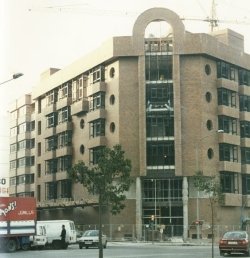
[111,237,214,246]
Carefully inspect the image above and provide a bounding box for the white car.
[78,230,107,249]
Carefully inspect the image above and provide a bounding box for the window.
[242,174,250,195]
[110,122,115,133]
[207,148,214,159]
[45,136,58,151]
[58,156,72,171]
[10,127,17,137]
[241,147,250,164]
[218,115,237,135]
[45,159,58,174]
[17,156,35,167]
[10,160,17,169]
[217,88,237,107]
[80,145,85,154]
[10,143,17,153]
[219,143,238,162]
[147,141,175,166]
[109,67,115,78]
[59,180,72,198]
[89,119,105,138]
[16,174,34,185]
[80,119,85,129]
[110,95,115,105]
[59,83,71,99]
[58,131,72,147]
[145,55,173,81]
[90,66,105,84]
[58,107,70,124]
[47,90,56,106]
[217,61,237,81]
[205,92,212,102]
[146,113,174,138]
[240,121,250,138]
[146,83,173,112]
[90,146,104,165]
[38,121,41,135]
[239,68,250,86]
[240,95,250,112]
[143,178,182,203]
[46,182,57,200]
[220,171,238,193]
[89,92,105,111]
[205,64,211,75]
[46,112,57,128]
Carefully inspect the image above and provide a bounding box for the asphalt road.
[0,242,247,258]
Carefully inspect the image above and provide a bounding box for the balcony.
[87,81,106,96]
[56,146,72,157]
[56,97,72,110]
[56,121,73,134]
[218,133,240,146]
[222,193,242,207]
[216,78,238,92]
[217,106,239,118]
[71,99,89,116]
[43,103,56,116]
[87,109,106,122]
[219,161,241,173]
[87,136,107,149]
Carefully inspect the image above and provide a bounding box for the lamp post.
[0,73,23,85]
[195,129,223,240]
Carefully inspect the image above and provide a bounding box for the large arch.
[132,7,185,54]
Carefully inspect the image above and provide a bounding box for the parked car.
[219,230,250,256]
[78,230,107,249]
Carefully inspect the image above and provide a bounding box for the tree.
[193,171,224,258]
[68,144,132,258]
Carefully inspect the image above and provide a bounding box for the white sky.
[1,0,250,180]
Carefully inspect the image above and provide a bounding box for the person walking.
[60,224,66,248]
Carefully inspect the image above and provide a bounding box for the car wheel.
[219,251,225,257]
[85,246,89,249]
[79,244,83,249]
[245,249,250,257]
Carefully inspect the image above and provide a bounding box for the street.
[0,242,247,258]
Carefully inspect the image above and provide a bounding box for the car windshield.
[83,230,99,236]
[223,231,247,239]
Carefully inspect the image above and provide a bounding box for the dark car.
[219,230,250,256]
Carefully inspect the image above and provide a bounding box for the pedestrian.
[60,224,66,248]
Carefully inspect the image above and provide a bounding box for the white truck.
[36,220,76,249]
[29,224,47,249]
[0,197,37,252]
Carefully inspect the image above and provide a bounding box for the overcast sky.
[1,0,250,180]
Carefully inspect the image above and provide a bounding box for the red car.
[219,230,250,256]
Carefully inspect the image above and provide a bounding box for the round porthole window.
[207,148,214,159]
[205,92,212,103]
[80,145,85,154]
[80,119,85,129]
[109,67,115,78]
[206,120,213,131]
[110,95,115,105]
[110,122,115,133]
[205,64,211,75]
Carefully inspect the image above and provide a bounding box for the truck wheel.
[6,239,17,252]
[22,243,30,251]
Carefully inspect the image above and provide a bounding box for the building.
[8,7,250,240]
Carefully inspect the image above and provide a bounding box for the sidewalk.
[111,237,213,246]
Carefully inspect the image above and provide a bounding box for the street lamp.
[0,73,24,85]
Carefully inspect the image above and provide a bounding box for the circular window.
[206,120,213,131]
[109,67,115,78]
[110,122,115,133]
[205,64,211,75]
[205,92,212,102]
[80,145,85,154]
[110,95,115,105]
[80,119,85,129]
[207,148,214,159]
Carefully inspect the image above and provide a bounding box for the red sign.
[0,197,37,221]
